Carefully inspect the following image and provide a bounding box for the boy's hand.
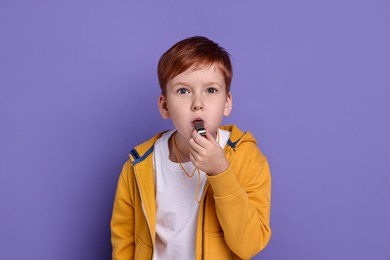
[189,129,229,176]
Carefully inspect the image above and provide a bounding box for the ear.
[223,92,233,117]
[158,94,170,119]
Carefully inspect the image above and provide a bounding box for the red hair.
[157,36,233,95]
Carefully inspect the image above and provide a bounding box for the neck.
[169,132,190,163]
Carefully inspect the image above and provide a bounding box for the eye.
[206,87,218,93]
[177,88,189,94]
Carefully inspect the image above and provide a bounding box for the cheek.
[169,109,188,124]
[167,97,187,109]
[211,100,226,112]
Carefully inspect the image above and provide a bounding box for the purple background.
[1,1,389,259]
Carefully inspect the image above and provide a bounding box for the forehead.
[168,63,225,86]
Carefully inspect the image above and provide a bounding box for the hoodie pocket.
[135,236,152,260]
[204,231,232,259]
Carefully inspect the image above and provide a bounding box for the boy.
[111,36,271,260]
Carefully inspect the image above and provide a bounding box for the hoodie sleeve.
[207,142,272,259]
[111,161,135,260]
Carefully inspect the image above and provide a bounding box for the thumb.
[205,128,218,144]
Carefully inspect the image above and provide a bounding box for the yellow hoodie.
[111,125,271,259]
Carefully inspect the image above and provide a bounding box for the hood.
[220,124,257,149]
[130,125,256,164]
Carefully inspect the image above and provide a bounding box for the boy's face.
[158,64,232,141]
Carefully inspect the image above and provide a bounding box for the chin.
[175,129,191,139]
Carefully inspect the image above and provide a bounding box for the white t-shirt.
[153,129,230,260]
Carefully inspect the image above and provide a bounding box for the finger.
[204,128,217,144]
[192,129,209,147]
[190,136,211,162]
[189,149,200,168]
[189,137,203,154]
[203,129,221,151]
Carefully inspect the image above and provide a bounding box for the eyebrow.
[172,82,192,88]
[172,81,223,88]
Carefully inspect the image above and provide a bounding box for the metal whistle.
[194,120,206,137]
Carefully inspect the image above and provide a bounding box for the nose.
[192,103,203,111]
[191,95,204,111]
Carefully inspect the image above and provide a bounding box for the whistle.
[194,120,206,137]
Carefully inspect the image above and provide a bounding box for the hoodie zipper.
[133,165,154,260]
[201,195,206,260]
[200,183,210,260]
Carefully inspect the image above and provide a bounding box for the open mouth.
[193,119,206,136]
